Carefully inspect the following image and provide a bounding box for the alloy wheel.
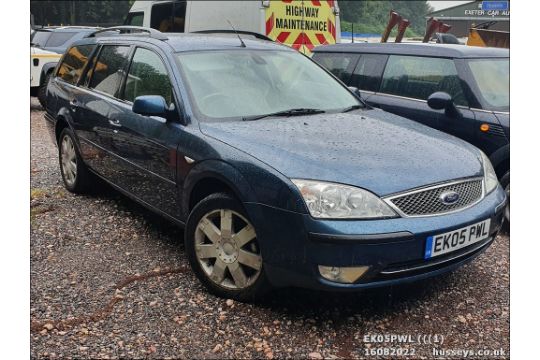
[61,135,77,187]
[194,209,262,290]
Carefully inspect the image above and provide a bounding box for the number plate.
[424,219,491,259]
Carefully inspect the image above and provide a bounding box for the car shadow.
[86,181,464,322]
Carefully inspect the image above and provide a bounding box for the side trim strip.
[78,136,176,186]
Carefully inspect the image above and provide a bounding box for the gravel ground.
[30,98,509,359]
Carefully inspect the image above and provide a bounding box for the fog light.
[318,265,369,284]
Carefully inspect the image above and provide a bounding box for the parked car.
[30,46,62,107]
[31,26,100,107]
[312,43,510,226]
[44,27,507,301]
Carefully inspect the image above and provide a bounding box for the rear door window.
[123,47,173,104]
[312,52,359,84]
[151,1,186,32]
[88,45,131,97]
[350,54,388,92]
[45,32,76,47]
[56,44,96,85]
[380,55,468,106]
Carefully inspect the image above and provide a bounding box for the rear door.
[367,55,476,141]
[71,44,132,180]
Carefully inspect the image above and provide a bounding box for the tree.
[339,0,434,36]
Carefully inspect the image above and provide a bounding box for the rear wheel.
[185,193,270,301]
[500,171,510,232]
[58,128,92,194]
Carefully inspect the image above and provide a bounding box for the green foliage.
[31,0,132,27]
[339,0,434,36]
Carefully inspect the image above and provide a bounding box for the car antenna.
[226,19,246,48]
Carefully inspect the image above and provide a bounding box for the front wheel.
[185,193,271,301]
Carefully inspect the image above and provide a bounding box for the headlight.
[291,179,397,219]
[480,151,499,194]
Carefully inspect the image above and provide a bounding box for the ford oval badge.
[440,191,460,205]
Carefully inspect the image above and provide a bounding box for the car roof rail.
[87,26,168,41]
[192,30,273,42]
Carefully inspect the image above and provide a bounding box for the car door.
[107,45,184,219]
[366,55,476,143]
[70,44,133,181]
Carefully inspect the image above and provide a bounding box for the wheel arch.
[488,144,510,178]
[182,160,257,220]
[40,62,58,85]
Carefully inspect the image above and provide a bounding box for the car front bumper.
[244,185,507,291]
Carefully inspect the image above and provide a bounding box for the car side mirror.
[427,92,460,117]
[132,95,168,118]
[348,86,362,100]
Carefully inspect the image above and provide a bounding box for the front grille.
[386,179,483,217]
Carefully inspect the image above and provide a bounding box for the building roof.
[312,42,509,58]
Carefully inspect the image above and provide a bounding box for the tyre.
[185,192,271,301]
[500,171,510,232]
[37,71,52,109]
[58,128,93,194]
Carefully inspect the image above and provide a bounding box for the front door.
[108,46,183,219]
[365,55,473,136]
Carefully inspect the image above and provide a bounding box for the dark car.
[312,43,510,225]
[44,27,506,301]
[31,26,100,107]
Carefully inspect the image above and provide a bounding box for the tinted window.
[56,45,95,85]
[89,46,131,97]
[124,48,173,104]
[350,54,387,92]
[125,12,144,26]
[312,53,358,84]
[151,1,186,32]
[45,32,76,47]
[380,55,468,106]
[467,58,509,111]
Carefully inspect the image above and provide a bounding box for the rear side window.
[151,1,186,32]
[350,54,388,92]
[45,32,76,47]
[56,44,95,85]
[89,45,131,97]
[380,55,468,106]
[125,12,144,26]
[123,48,173,104]
[312,52,359,84]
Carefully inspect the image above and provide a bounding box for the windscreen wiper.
[341,104,364,113]
[242,108,325,121]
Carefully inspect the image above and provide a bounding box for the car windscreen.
[175,49,360,121]
[467,58,509,112]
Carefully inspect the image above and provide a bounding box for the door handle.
[108,119,122,127]
[69,99,78,107]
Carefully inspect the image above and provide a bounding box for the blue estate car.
[44,27,507,301]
